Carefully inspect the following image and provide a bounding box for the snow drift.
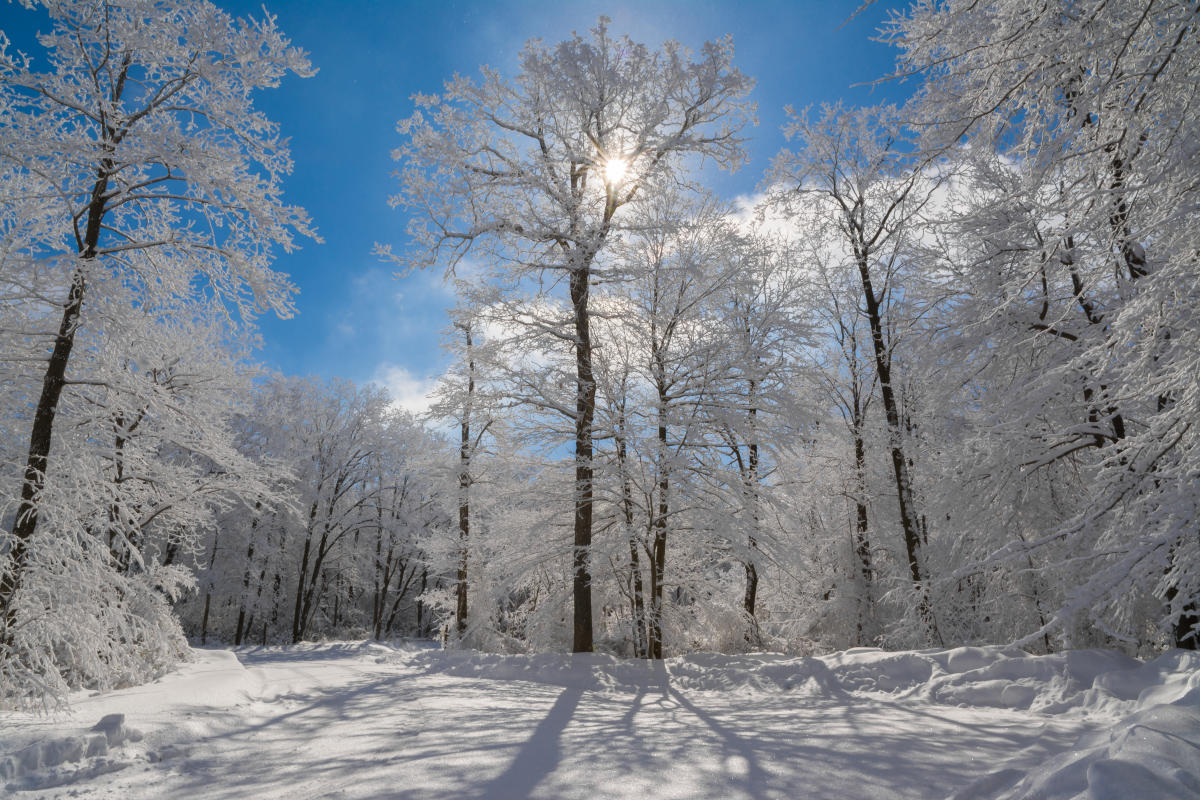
[407,644,1200,798]
[2,642,1198,799]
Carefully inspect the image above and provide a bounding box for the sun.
[603,157,628,184]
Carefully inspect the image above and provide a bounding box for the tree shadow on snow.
[94,650,1103,800]
[477,686,584,799]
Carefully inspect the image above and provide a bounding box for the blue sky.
[2,0,912,411]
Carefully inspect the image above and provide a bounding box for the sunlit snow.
[3,642,1198,799]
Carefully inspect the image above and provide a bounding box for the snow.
[2,642,1198,799]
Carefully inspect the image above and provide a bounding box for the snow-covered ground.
[2,642,1198,799]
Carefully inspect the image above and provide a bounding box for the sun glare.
[604,157,627,184]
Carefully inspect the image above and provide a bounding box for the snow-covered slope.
[2,642,1197,798]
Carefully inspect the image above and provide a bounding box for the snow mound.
[407,644,1199,714]
[918,648,1143,712]
[818,646,1192,718]
[974,685,1200,800]
[138,647,257,709]
[409,648,854,697]
[822,647,945,693]
[1,649,253,793]
[669,652,850,697]
[411,649,668,693]
[1,712,142,790]
[413,644,1200,799]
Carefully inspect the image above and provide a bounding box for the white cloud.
[371,362,439,416]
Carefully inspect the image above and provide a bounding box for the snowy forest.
[1,0,1198,716]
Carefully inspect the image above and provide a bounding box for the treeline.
[391,4,1200,658]
[179,378,447,649]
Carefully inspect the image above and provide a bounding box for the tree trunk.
[615,428,645,658]
[648,384,670,659]
[1167,579,1199,650]
[456,323,474,638]
[852,423,874,646]
[1,169,111,644]
[569,264,596,653]
[743,394,761,645]
[234,505,263,646]
[199,529,221,645]
[416,567,428,637]
[297,526,332,642]
[383,561,415,636]
[292,501,318,643]
[855,251,938,641]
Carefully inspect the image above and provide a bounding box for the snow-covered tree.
[768,103,945,644]
[177,376,448,647]
[707,227,810,642]
[426,293,501,640]
[888,0,1200,649]
[604,194,739,657]
[388,17,754,651]
[0,0,314,698]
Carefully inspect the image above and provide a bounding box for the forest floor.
[2,640,1198,799]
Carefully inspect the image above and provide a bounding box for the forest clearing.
[4,640,1198,798]
[2,0,1199,796]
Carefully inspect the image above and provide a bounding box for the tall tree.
[770,104,943,643]
[711,230,808,643]
[617,194,738,657]
[389,17,754,651]
[427,295,499,641]
[0,0,313,692]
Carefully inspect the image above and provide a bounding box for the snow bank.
[410,649,669,693]
[4,642,1196,799]
[952,688,1200,800]
[407,643,1200,799]
[137,647,259,709]
[823,647,1200,800]
[408,644,1193,717]
[981,657,1200,800]
[1,649,253,793]
[407,647,850,696]
[0,712,143,789]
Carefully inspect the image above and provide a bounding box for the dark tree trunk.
[416,567,428,637]
[372,535,391,640]
[569,264,596,653]
[234,505,263,646]
[456,322,474,638]
[855,251,938,641]
[199,529,221,645]
[853,423,873,645]
[648,387,670,660]
[383,561,418,636]
[615,430,645,658]
[292,501,318,643]
[742,559,758,619]
[628,537,646,657]
[1167,579,1200,650]
[1,170,111,643]
[743,397,761,642]
[240,558,269,648]
[297,526,332,642]
[649,520,667,659]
